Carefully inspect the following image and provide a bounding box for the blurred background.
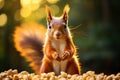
[0,0,120,74]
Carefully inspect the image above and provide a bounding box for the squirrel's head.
[46,5,70,40]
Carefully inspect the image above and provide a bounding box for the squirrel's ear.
[46,5,52,24]
[62,4,70,23]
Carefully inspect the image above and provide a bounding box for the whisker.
[69,24,82,30]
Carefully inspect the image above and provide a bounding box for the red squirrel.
[13,5,81,75]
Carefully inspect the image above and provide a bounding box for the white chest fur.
[51,39,66,55]
[53,60,68,75]
[51,39,68,75]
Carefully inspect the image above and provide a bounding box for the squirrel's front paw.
[61,51,70,60]
[52,52,60,61]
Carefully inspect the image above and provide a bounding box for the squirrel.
[13,5,81,75]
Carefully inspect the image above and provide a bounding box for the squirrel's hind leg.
[66,58,81,74]
[40,58,53,74]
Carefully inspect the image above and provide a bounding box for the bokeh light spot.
[20,8,31,18]
[20,0,31,7]
[0,13,7,27]
[30,3,40,11]
[0,0,4,9]
[31,0,42,4]
[47,0,59,4]
[20,0,43,11]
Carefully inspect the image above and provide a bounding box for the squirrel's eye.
[49,26,51,29]
[64,25,67,28]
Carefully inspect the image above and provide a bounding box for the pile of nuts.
[0,69,120,80]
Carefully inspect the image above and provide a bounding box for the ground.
[0,69,120,80]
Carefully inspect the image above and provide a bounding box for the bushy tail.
[13,22,46,74]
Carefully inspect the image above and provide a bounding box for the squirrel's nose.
[54,31,62,39]
[56,32,61,37]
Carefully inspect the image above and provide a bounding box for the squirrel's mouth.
[53,31,63,40]
[55,36,61,39]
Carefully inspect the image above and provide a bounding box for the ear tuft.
[63,4,70,22]
[46,5,52,24]
[63,4,70,14]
